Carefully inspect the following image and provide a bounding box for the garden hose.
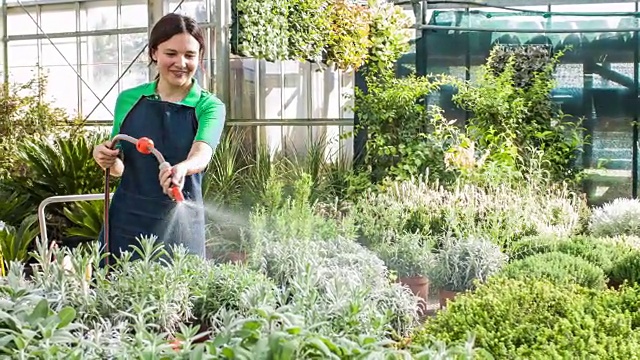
[103,135,184,266]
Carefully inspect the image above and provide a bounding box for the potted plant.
[428,237,507,309]
[206,223,252,264]
[373,233,432,313]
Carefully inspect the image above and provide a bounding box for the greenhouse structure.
[1,0,640,204]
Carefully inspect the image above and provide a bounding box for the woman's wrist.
[109,158,125,177]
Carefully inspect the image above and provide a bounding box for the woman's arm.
[179,93,226,175]
[107,91,136,177]
[159,93,226,194]
[177,141,214,175]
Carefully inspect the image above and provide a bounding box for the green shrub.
[253,235,420,337]
[371,233,432,278]
[507,235,629,274]
[0,72,84,180]
[499,252,607,289]
[609,251,640,287]
[231,0,288,62]
[353,179,582,249]
[414,277,640,358]
[428,237,507,293]
[506,235,558,260]
[556,235,629,274]
[195,262,277,321]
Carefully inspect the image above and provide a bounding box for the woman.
[92,13,225,262]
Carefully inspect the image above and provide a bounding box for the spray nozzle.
[136,137,155,155]
[158,162,185,203]
[170,186,185,202]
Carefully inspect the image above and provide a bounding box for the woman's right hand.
[93,140,120,169]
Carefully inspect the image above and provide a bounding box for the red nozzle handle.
[136,137,154,154]
[170,186,184,202]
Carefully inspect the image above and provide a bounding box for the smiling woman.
[92,13,226,265]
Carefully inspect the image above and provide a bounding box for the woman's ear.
[150,49,157,63]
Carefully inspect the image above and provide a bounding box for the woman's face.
[152,33,201,88]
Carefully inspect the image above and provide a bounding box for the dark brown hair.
[148,13,206,66]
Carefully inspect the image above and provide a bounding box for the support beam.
[147,0,168,81]
[214,0,230,106]
[2,0,7,87]
[592,62,635,89]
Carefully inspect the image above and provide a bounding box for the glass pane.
[121,33,149,64]
[84,35,118,65]
[312,63,343,119]
[169,0,208,23]
[262,125,286,156]
[229,57,257,120]
[281,61,309,119]
[262,61,284,120]
[8,67,38,87]
[121,3,148,28]
[120,63,149,91]
[40,7,77,33]
[340,125,354,161]
[7,11,38,36]
[79,1,117,31]
[41,38,78,66]
[340,70,354,118]
[7,40,39,67]
[42,66,79,116]
[82,64,119,121]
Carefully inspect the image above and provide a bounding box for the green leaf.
[56,307,76,328]
[28,299,50,323]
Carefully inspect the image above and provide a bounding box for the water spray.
[103,134,184,265]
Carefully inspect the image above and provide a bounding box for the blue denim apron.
[98,96,206,264]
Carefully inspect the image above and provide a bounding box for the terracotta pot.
[439,289,459,309]
[399,275,429,315]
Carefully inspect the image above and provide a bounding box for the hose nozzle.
[170,186,185,202]
[159,162,185,203]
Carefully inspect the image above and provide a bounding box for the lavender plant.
[589,198,640,237]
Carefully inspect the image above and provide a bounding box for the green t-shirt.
[110,79,226,150]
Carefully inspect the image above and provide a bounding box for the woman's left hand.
[159,163,187,198]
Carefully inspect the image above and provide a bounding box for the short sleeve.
[111,89,141,139]
[194,94,226,150]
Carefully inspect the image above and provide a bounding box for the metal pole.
[214,0,230,105]
[38,193,114,246]
[633,0,639,198]
[2,0,8,87]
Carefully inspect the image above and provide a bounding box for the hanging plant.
[325,0,372,72]
[365,1,412,76]
[231,0,289,62]
[287,0,332,63]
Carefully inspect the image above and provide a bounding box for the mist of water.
[159,199,252,259]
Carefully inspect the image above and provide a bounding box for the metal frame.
[1,0,355,153]
[410,0,640,199]
[37,193,113,245]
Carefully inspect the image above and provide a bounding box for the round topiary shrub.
[555,235,629,274]
[499,252,607,289]
[609,251,640,288]
[506,235,558,261]
[412,277,640,358]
